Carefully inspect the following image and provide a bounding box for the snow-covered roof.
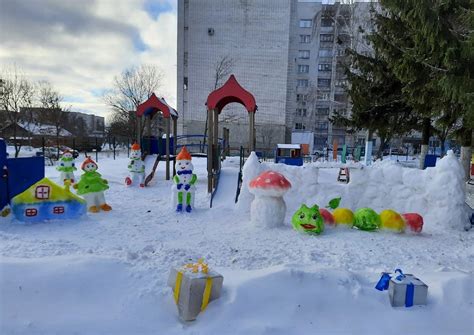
[17,122,72,137]
[158,97,178,117]
[277,144,301,149]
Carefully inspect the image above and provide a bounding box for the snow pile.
[2,256,472,334]
[0,153,472,334]
[236,152,263,212]
[238,150,467,230]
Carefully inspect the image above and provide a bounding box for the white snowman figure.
[171,146,197,212]
[125,143,145,187]
[56,150,77,184]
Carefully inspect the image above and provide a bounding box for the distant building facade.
[177,0,377,151]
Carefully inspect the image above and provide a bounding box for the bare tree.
[103,64,164,140]
[36,80,70,155]
[0,65,35,157]
[203,56,236,149]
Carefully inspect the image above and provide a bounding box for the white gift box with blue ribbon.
[376,269,428,307]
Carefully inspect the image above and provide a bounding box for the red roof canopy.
[206,75,257,113]
[136,93,178,119]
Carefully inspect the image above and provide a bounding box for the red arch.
[136,93,178,119]
[206,75,257,113]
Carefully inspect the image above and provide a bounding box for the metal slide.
[144,154,162,186]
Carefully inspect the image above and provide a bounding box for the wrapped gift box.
[388,273,428,307]
[167,260,224,321]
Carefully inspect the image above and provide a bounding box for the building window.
[183,77,188,90]
[296,94,308,102]
[25,208,38,217]
[335,79,347,87]
[337,49,346,57]
[317,92,330,100]
[35,185,50,200]
[297,65,309,73]
[314,136,328,147]
[316,122,329,130]
[296,108,307,117]
[53,206,65,214]
[295,123,306,130]
[299,35,311,43]
[320,34,334,42]
[318,78,331,87]
[300,19,312,28]
[298,50,310,59]
[297,79,309,88]
[318,49,333,57]
[316,107,330,115]
[321,18,333,27]
[334,94,347,102]
[318,64,331,71]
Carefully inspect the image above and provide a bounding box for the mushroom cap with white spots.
[249,170,291,197]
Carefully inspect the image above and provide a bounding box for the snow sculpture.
[292,204,324,235]
[332,208,354,228]
[319,208,335,226]
[172,146,197,213]
[401,213,424,233]
[236,151,264,212]
[74,157,111,213]
[57,150,77,184]
[167,259,223,321]
[125,143,145,187]
[11,177,86,222]
[379,209,405,233]
[248,170,291,228]
[375,269,428,307]
[353,208,381,231]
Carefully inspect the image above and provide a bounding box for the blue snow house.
[11,178,86,222]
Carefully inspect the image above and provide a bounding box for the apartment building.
[177,0,376,151]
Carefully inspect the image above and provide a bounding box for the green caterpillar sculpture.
[291,197,423,235]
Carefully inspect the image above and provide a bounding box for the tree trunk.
[419,117,431,169]
[459,127,472,181]
[376,136,389,160]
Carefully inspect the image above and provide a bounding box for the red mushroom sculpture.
[248,170,292,227]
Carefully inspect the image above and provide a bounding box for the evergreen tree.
[372,0,473,176]
[333,49,418,159]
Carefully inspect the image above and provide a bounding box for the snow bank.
[238,150,467,230]
[1,256,472,335]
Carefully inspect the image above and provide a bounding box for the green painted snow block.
[353,208,381,231]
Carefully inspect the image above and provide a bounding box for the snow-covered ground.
[0,153,473,334]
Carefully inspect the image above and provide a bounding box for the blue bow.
[177,170,192,175]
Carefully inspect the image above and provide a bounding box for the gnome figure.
[125,143,145,187]
[57,150,77,184]
[172,146,197,212]
[74,157,112,213]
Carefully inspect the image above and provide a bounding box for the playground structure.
[206,75,257,193]
[0,139,45,214]
[275,144,303,166]
[136,94,178,182]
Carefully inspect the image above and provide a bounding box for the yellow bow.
[183,258,209,274]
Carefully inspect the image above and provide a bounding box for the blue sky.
[0,0,178,119]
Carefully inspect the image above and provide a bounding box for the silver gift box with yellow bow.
[167,260,224,321]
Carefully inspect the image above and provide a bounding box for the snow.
[18,121,72,137]
[0,150,473,334]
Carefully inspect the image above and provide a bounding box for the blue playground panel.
[275,157,303,166]
[141,136,174,155]
[424,154,438,169]
[0,139,45,209]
